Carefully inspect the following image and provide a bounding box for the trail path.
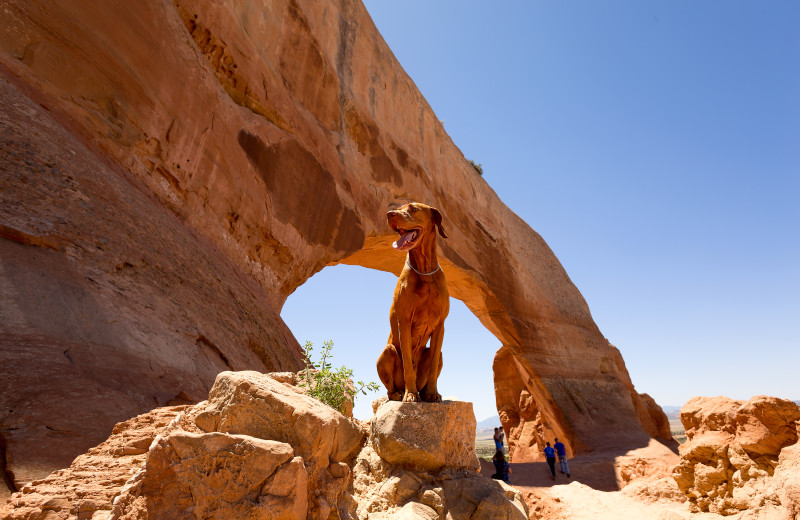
[479,447,729,520]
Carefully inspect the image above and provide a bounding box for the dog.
[376,202,449,403]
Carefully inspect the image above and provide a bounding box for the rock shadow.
[479,435,679,492]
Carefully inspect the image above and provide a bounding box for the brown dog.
[377,202,449,403]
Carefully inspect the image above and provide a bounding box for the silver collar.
[405,257,441,276]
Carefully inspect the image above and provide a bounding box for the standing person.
[543,441,557,480]
[554,437,570,478]
[493,427,505,452]
[491,449,512,484]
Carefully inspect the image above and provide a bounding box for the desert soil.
[478,451,725,520]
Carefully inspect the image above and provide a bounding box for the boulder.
[754,441,800,520]
[352,401,527,520]
[371,401,479,472]
[189,371,366,519]
[441,477,527,520]
[389,502,438,520]
[672,395,800,515]
[193,371,365,469]
[114,432,306,520]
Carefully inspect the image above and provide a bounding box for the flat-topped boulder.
[371,400,479,473]
[355,399,526,520]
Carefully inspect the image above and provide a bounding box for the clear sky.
[282,1,800,421]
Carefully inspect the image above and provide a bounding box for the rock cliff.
[0,0,668,497]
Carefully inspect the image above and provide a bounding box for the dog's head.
[387,202,448,252]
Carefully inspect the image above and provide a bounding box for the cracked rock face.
[672,395,800,516]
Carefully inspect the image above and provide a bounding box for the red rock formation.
[0,73,302,499]
[0,406,189,519]
[673,395,800,515]
[370,401,479,472]
[1,371,527,519]
[0,0,668,497]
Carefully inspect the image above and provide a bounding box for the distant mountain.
[661,405,682,420]
[476,415,501,430]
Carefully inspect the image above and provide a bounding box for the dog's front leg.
[422,324,444,402]
[398,321,419,402]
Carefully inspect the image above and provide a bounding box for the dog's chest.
[406,281,448,336]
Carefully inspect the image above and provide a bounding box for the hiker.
[493,426,505,451]
[543,441,557,480]
[491,449,511,484]
[554,437,570,477]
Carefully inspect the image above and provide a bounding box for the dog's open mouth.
[392,228,421,251]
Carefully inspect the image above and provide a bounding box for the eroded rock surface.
[370,401,479,472]
[353,400,527,520]
[1,371,527,520]
[672,395,800,516]
[0,73,301,498]
[0,406,189,520]
[113,432,308,520]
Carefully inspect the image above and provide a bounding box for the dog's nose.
[387,210,398,218]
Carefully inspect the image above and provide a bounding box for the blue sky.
[282,1,800,421]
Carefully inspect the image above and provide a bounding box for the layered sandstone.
[1,371,527,520]
[1,0,668,495]
[673,395,800,516]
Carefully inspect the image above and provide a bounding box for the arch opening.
[280,264,502,422]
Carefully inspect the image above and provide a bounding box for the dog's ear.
[431,207,448,239]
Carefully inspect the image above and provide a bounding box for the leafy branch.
[298,340,381,414]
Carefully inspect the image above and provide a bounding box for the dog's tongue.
[392,230,417,250]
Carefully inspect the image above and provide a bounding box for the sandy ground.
[478,442,729,520]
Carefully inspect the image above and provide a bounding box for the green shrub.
[298,340,381,414]
[467,159,484,175]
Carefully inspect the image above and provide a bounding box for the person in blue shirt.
[491,449,511,484]
[543,441,557,480]
[493,427,505,452]
[554,438,570,478]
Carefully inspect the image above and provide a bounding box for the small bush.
[298,340,381,414]
[467,159,483,175]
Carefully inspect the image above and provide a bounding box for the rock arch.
[331,228,663,457]
[0,0,671,495]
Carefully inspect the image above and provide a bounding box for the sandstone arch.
[332,227,666,458]
[0,0,670,496]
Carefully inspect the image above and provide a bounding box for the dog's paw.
[423,390,442,403]
[402,391,420,402]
